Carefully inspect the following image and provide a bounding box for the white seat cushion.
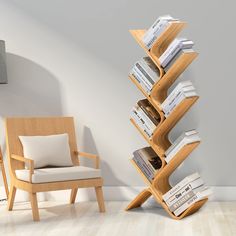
[15,166,101,183]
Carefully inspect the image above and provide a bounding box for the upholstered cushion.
[15,166,101,183]
[19,133,73,169]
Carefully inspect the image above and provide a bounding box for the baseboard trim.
[1,186,236,202]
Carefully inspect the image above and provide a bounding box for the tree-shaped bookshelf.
[126,21,208,219]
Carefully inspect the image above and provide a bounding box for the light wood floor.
[0,201,235,236]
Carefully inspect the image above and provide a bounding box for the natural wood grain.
[0,147,9,198]
[7,185,16,211]
[5,117,105,221]
[29,193,40,221]
[70,188,78,204]
[95,186,106,212]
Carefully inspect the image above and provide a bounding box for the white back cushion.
[19,133,73,169]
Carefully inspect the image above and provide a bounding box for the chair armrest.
[74,151,100,169]
[11,154,34,183]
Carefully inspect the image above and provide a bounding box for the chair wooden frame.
[5,117,105,221]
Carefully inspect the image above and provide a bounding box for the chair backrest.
[5,117,79,173]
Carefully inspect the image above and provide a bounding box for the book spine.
[162,173,200,201]
[166,180,204,208]
[173,188,212,216]
[135,63,153,88]
[131,109,153,137]
[169,190,195,212]
[134,153,155,176]
[133,157,153,181]
[165,135,200,163]
[131,69,151,94]
[164,94,185,117]
[137,150,157,173]
[161,81,192,110]
[163,86,195,114]
[137,107,156,131]
[133,66,152,93]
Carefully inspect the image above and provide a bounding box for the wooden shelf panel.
[130,118,165,160]
[151,51,198,105]
[153,141,200,194]
[129,30,164,77]
[152,96,199,154]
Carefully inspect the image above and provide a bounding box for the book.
[165,177,204,207]
[165,130,198,157]
[161,81,193,111]
[133,156,153,181]
[168,185,205,212]
[164,90,198,117]
[165,133,201,163]
[137,99,160,126]
[162,172,200,201]
[134,147,162,173]
[159,38,194,67]
[173,187,212,216]
[136,106,156,132]
[164,49,195,72]
[139,57,160,84]
[131,108,153,137]
[143,15,179,49]
[131,66,152,92]
[162,85,195,114]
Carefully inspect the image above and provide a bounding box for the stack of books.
[129,57,160,94]
[131,99,161,138]
[142,15,179,50]
[162,172,212,216]
[159,38,194,70]
[165,130,200,163]
[161,81,197,117]
[132,147,162,182]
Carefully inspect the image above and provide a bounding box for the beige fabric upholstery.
[15,166,101,183]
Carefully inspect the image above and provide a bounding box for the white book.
[131,109,153,137]
[132,66,152,90]
[139,57,160,84]
[160,38,194,67]
[135,61,154,90]
[162,85,195,114]
[169,185,206,212]
[162,172,200,201]
[164,49,195,72]
[137,106,156,131]
[165,130,198,156]
[164,91,198,117]
[165,178,204,207]
[161,80,193,110]
[174,187,213,216]
[165,134,201,163]
[144,21,171,49]
[143,15,176,47]
[131,68,152,94]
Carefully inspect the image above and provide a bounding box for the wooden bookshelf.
[126,21,208,219]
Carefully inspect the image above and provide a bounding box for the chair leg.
[70,188,78,204]
[95,186,105,212]
[7,185,16,211]
[29,193,40,221]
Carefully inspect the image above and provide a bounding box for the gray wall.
[0,0,235,188]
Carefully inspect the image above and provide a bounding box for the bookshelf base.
[126,187,208,220]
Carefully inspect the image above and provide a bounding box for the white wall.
[0,0,235,199]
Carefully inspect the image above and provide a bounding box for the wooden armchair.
[5,117,105,221]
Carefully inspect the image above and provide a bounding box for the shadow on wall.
[80,126,143,200]
[0,53,63,159]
